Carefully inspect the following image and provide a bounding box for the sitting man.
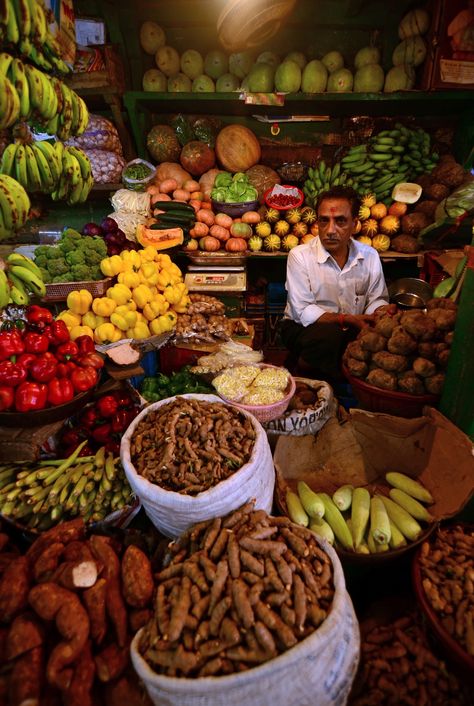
[280,185,389,385]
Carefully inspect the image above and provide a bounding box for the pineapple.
[274,220,290,236]
[293,222,308,237]
[255,221,271,238]
[370,202,388,220]
[286,208,302,224]
[263,234,281,252]
[379,215,400,235]
[358,205,372,221]
[361,218,379,236]
[361,193,376,208]
[282,234,299,251]
[301,207,317,224]
[265,207,279,223]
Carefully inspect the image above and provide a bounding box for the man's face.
[317,198,356,255]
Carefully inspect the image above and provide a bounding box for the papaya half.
[136,224,184,250]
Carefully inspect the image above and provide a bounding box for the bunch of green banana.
[0,172,30,240]
[0,444,136,533]
[3,250,47,304]
[51,143,94,205]
[303,159,348,207]
[0,0,70,75]
[334,123,440,203]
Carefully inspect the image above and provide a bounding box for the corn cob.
[310,518,335,545]
[388,518,407,549]
[286,490,309,527]
[389,488,434,523]
[319,493,354,550]
[385,472,434,504]
[351,487,371,548]
[297,481,325,519]
[378,495,423,542]
[332,484,353,511]
[370,496,391,545]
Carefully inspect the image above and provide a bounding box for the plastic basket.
[42,277,113,303]
[217,363,296,423]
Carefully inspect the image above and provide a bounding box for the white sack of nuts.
[120,395,275,538]
[131,503,360,706]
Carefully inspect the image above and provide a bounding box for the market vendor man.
[280,185,390,384]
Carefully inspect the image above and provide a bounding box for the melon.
[398,9,431,39]
[301,59,328,93]
[180,141,216,176]
[327,68,353,92]
[229,51,254,79]
[284,51,307,70]
[192,75,216,92]
[354,46,381,70]
[215,125,261,172]
[247,62,275,92]
[180,49,204,80]
[204,50,229,79]
[263,234,281,252]
[142,68,167,92]
[147,125,181,163]
[248,235,263,251]
[372,233,391,252]
[282,234,299,251]
[167,73,192,92]
[274,60,301,93]
[256,51,280,67]
[216,73,239,92]
[245,164,280,202]
[140,21,166,55]
[155,46,180,77]
[392,36,427,67]
[354,64,384,92]
[321,50,344,73]
[384,65,415,92]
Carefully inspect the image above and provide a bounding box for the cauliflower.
[34,254,48,269]
[47,257,69,276]
[39,267,52,283]
[65,250,86,266]
[71,264,90,282]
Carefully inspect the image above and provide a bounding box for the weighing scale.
[184,264,247,293]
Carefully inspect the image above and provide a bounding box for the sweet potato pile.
[343,299,457,395]
[130,397,256,494]
[0,519,153,706]
[139,502,335,678]
[418,524,474,658]
[350,612,470,706]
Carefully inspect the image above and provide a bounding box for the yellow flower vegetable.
[92,297,116,317]
[139,262,159,285]
[69,325,94,341]
[163,282,187,305]
[167,310,178,326]
[66,289,93,316]
[126,322,150,340]
[82,311,108,330]
[142,296,169,321]
[132,284,153,309]
[94,323,122,344]
[107,284,132,305]
[140,246,157,262]
[56,309,81,329]
[121,250,142,270]
[155,270,173,291]
[135,312,145,324]
[111,310,138,332]
[114,303,137,316]
[171,294,191,314]
[156,253,172,269]
[166,262,183,279]
[117,271,141,289]
[150,312,176,335]
[100,255,124,277]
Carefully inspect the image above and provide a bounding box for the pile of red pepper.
[58,387,141,456]
[0,305,103,412]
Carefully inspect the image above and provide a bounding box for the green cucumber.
[155,215,195,227]
[152,200,195,213]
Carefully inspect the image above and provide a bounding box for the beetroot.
[100,217,118,233]
[82,222,103,236]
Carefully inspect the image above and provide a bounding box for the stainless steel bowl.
[388,278,433,309]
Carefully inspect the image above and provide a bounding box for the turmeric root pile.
[418,524,474,658]
[349,612,470,706]
[130,397,256,494]
[0,519,154,706]
[139,502,335,678]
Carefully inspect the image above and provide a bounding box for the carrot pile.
[139,502,335,677]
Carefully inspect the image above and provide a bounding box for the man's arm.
[363,252,389,315]
[285,248,327,326]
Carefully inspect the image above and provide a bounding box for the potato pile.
[129,397,256,495]
[0,519,154,706]
[174,293,233,345]
[139,503,335,678]
[343,299,457,395]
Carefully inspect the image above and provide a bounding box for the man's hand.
[344,313,375,330]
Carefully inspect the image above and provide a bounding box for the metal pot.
[388,278,433,309]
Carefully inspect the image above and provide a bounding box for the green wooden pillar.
[439,231,474,439]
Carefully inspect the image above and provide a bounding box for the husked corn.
[253,367,290,390]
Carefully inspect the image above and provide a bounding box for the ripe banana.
[66,146,92,181]
[31,142,55,192]
[58,83,73,140]
[14,143,28,189]
[34,140,61,183]
[0,269,10,307]
[0,51,13,75]
[24,64,44,112]
[0,207,9,240]
[9,58,30,119]
[24,144,42,192]
[7,252,43,280]
[76,95,89,135]
[29,0,47,43]
[0,142,17,176]
[0,0,11,26]
[3,173,30,226]
[9,264,46,297]
[0,176,18,230]
[8,271,30,305]
[5,0,20,43]
[11,0,31,38]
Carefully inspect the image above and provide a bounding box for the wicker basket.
[42,277,113,303]
[218,363,296,423]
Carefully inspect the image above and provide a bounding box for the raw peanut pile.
[350,613,470,706]
[0,519,153,706]
[418,524,474,657]
[130,398,256,495]
[174,293,232,344]
[139,503,335,677]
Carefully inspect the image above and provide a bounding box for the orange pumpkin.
[136,224,184,250]
[215,125,261,172]
[230,222,252,238]
[199,235,221,252]
[225,237,247,252]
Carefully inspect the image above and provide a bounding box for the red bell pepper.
[55,341,79,362]
[56,360,77,378]
[79,406,99,428]
[75,335,96,354]
[91,423,112,444]
[75,352,104,370]
[111,389,133,408]
[71,367,98,393]
[96,394,118,418]
[111,408,137,433]
[26,305,53,328]
[45,320,70,346]
[23,332,49,354]
[61,428,85,448]
[15,382,48,411]
[0,360,28,387]
[48,377,74,405]
[30,355,58,383]
[0,331,25,361]
[0,386,14,411]
[16,353,37,370]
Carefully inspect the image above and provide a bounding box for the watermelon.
[146,125,181,163]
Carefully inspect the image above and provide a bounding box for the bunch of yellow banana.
[0,0,70,75]
[0,172,30,240]
[51,142,94,205]
[0,252,47,307]
[0,53,88,135]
